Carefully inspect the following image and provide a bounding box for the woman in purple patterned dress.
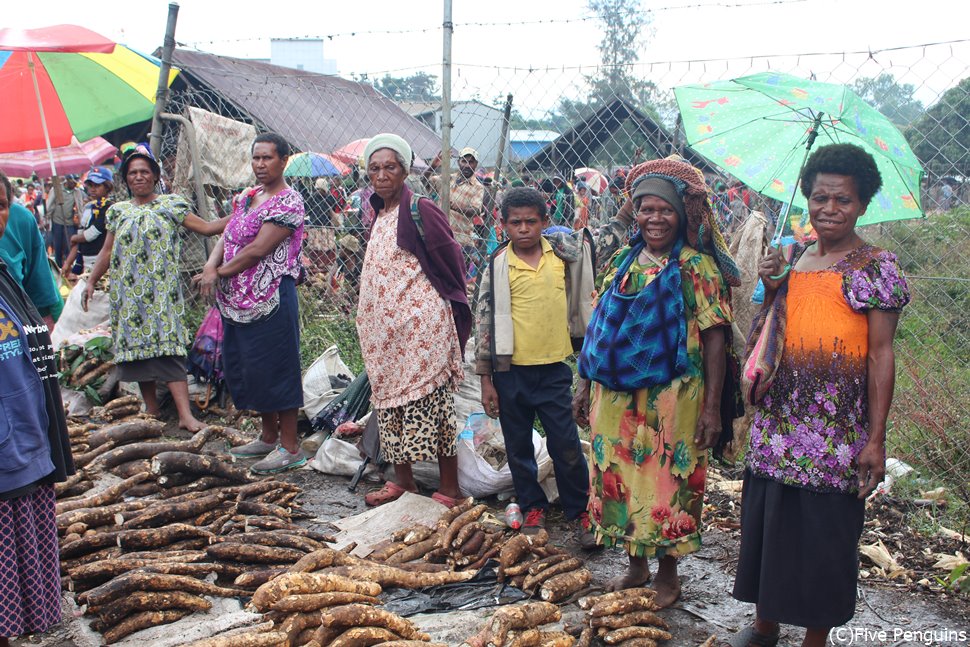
[198,133,306,474]
[728,144,911,647]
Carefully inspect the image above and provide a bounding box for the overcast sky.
[6,0,967,107]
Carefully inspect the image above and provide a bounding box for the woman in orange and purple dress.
[728,143,910,647]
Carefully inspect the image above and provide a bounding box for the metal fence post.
[150,3,180,156]
[440,0,453,217]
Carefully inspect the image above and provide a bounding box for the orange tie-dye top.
[747,244,910,493]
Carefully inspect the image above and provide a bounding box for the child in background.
[62,167,113,277]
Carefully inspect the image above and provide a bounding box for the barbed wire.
[180,0,809,48]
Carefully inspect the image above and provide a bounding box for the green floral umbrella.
[674,72,924,226]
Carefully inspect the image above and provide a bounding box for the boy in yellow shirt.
[474,187,597,549]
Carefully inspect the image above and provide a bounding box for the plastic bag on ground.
[302,344,354,419]
[308,436,366,477]
[51,278,110,349]
[459,413,554,498]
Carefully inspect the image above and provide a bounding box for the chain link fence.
[157,39,969,522]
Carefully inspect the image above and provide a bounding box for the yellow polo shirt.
[507,238,573,365]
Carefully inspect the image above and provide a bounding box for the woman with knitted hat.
[356,134,471,507]
[574,157,741,606]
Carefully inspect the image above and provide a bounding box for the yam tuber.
[101,609,192,643]
[79,572,245,607]
[522,557,583,591]
[94,590,210,626]
[385,535,441,565]
[180,630,288,647]
[87,419,164,448]
[328,627,402,647]
[579,588,656,610]
[151,451,252,482]
[123,493,228,529]
[318,604,426,640]
[528,553,571,576]
[54,473,150,515]
[488,602,561,647]
[270,591,379,612]
[590,595,660,618]
[442,504,487,547]
[249,572,381,611]
[288,546,360,573]
[590,610,669,630]
[602,626,672,644]
[539,568,593,602]
[234,567,290,589]
[89,428,211,472]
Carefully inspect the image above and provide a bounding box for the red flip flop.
[364,481,416,507]
[431,492,462,508]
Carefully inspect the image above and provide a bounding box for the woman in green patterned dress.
[83,146,228,431]
[574,157,740,607]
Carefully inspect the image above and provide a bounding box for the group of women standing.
[0,127,908,645]
[350,136,910,647]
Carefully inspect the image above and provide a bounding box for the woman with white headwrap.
[356,134,472,507]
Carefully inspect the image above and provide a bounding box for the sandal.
[726,625,780,647]
[431,492,462,507]
[364,481,416,507]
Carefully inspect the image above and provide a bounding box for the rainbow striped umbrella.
[0,24,177,175]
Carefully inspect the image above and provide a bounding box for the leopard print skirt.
[375,386,458,464]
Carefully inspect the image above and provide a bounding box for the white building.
[269,39,337,75]
[401,100,505,168]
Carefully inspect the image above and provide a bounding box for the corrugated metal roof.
[169,49,442,159]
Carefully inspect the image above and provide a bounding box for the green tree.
[372,72,439,102]
[586,0,651,106]
[851,73,924,127]
[551,0,666,166]
[905,77,970,177]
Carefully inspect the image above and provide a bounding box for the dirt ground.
[15,423,970,647]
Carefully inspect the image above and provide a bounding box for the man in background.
[427,147,486,281]
[45,176,84,268]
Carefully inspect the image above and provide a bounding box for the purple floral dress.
[747,244,910,493]
[217,187,304,323]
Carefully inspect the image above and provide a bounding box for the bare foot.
[606,555,651,591]
[651,555,681,608]
[179,416,205,432]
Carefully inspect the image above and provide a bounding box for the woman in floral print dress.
[84,146,227,432]
[574,157,739,608]
[728,144,910,647]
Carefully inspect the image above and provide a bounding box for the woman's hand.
[573,379,592,427]
[481,376,500,419]
[193,264,220,299]
[856,438,886,499]
[758,246,788,293]
[694,407,722,451]
[81,281,95,312]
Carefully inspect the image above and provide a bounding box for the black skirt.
[732,470,865,628]
[221,277,304,413]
